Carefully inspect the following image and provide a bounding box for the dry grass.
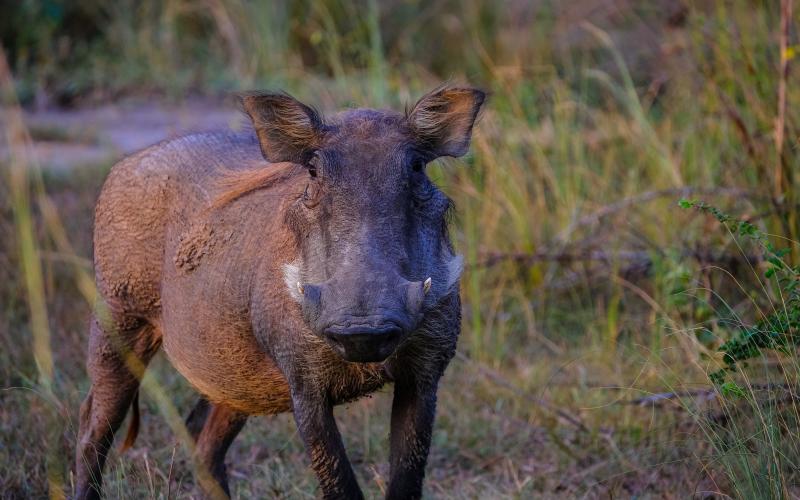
[0,107,740,499]
[3,0,800,498]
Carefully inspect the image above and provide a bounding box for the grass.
[2,0,800,497]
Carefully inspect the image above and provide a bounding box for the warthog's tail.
[120,390,140,452]
[119,393,211,453]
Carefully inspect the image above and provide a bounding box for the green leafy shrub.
[680,199,800,384]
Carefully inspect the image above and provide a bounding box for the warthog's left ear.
[408,86,486,158]
[239,91,325,164]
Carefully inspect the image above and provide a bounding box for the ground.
[1,103,727,498]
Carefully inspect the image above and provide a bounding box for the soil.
[1,98,241,170]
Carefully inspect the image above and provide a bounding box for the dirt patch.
[1,98,242,170]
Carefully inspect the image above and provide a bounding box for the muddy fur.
[75,86,485,499]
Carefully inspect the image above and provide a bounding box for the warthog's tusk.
[297,282,305,295]
[423,277,432,294]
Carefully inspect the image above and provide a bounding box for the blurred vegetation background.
[2,0,800,498]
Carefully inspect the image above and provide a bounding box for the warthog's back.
[94,130,261,323]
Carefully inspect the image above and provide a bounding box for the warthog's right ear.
[239,92,325,164]
[408,86,486,158]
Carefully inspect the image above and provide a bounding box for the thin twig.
[628,383,800,407]
[568,187,757,232]
[472,247,761,271]
[719,91,761,170]
[629,389,718,406]
[775,0,791,198]
[454,351,589,433]
[166,443,177,499]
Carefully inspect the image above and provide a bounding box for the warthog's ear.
[239,92,325,164]
[408,86,486,158]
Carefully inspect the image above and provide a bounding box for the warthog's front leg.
[386,379,439,500]
[292,391,363,499]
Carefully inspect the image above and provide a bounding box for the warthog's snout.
[300,278,430,362]
[323,322,403,362]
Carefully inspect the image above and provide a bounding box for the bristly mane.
[212,161,301,209]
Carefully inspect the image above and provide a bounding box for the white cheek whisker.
[445,254,464,293]
[283,261,303,303]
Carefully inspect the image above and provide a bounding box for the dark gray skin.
[74,86,485,499]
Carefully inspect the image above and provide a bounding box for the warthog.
[75,85,485,499]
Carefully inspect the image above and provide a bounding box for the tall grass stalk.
[0,47,66,499]
[1,46,225,497]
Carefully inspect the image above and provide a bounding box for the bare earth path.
[2,98,240,170]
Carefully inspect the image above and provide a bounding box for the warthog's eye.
[307,151,322,178]
[302,152,324,208]
[411,158,426,173]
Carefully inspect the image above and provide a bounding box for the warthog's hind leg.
[185,396,212,440]
[74,316,160,500]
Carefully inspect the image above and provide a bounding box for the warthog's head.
[241,86,485,362]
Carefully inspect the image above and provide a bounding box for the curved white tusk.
[423,277,432,294]
[297,282,305,295]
